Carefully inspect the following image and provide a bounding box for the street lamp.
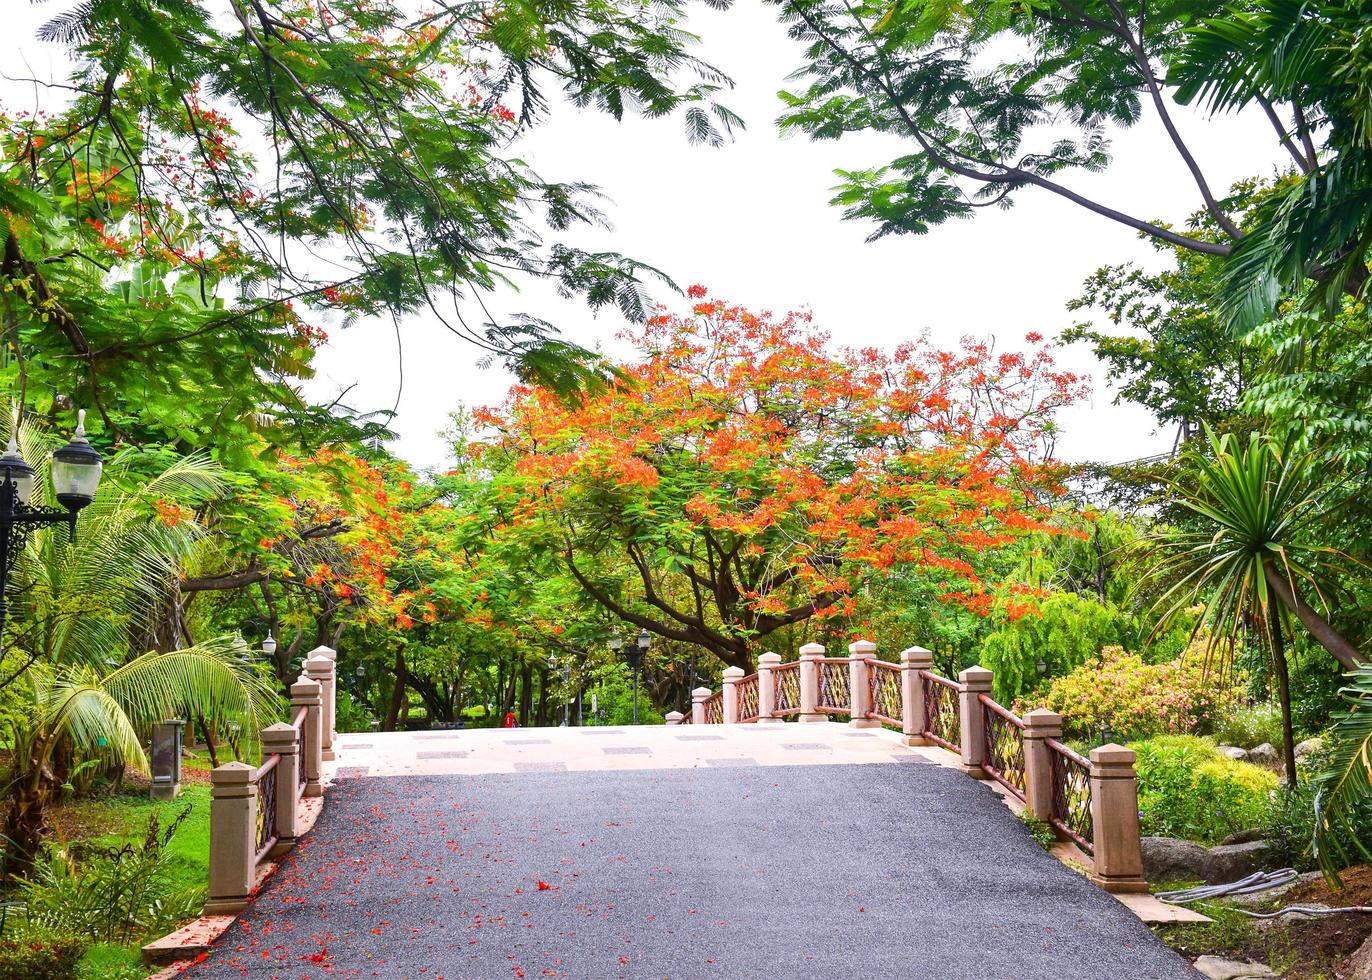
[0,411,103,645]
[622,629,649,725]
[262,631,277,659]
[232,634,250,663]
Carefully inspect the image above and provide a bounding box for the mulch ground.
[1277,866,1372,978]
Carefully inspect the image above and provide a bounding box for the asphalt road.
[186,761,1198,979]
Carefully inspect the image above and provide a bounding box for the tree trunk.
[1263,560,1364,670]
[196,713,220,768]
[383,650,407,732]
[1268,602,1299,788]
[518,662,533,726]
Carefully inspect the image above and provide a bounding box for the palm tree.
[1311,665,1372,879]
[4,413,226,672]
[3,635,277,872]
[1149,427,1363,785]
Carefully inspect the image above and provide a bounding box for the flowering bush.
[1028,645,1245,740]
[1132,736,1277,846]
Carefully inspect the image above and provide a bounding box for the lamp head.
[52,410,103,512]
[262,631,278,657]
[0,432,35,506]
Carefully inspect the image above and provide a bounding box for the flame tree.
[474,290,1089,670]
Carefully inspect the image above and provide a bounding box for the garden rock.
[1192,956,1276,979]
[1248,743,1279,766]
[1217,745,1249,762]
[1204,841,1271,884]
[1142,836,1211,882]
[1348,931,1372,979]
[1294,738,1322,761]
[1220,828,1265,846]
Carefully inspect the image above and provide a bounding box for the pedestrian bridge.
[150,644,1205,978]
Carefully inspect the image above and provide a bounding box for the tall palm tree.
[1149,427,1363,784]
[3,635,277,872]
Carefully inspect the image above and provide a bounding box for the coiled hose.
[1156,868,1372,918]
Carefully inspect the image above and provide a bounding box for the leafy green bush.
[0,933,85,980]
[1209,703,1284,749]
[1133,735,1277,845]
[1030,645,1245,740]
[14,805,200,944]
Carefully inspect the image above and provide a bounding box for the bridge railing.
[672,638,1146,894]
[206,650,334,914]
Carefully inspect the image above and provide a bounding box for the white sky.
[3,3,1290,472]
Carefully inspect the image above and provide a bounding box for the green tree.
[3,0,739,414]
[770,0,1369,333]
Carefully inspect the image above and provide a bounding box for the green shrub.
[1029,645,1246,741]
[0,933,85,980]
[14,804,200,944]
[1132,735,1278,845]
[1260,741,1372,873]
[1208,703,1284,749]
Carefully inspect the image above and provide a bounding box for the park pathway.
[183,724,1198,979]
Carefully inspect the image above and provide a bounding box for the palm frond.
[1313,665,1372,879]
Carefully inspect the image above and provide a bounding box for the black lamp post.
[625,628,649,726]
[0,411,103,645]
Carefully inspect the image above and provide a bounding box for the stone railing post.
[958,665,993,777]
[205,762,256,914]
[798,643,825,723]
[665,710,683,726]
[260,723,301,854]
[848,640,878,728]
[304,655,336,762]
[757,652,783,724]
[1089,744,1148,893]
[291,675,323,798]
[899,646,933,746]
[1022,708,1063,821]
[691,687,712,725]
[721,666,744,724]
[308,646,337,742]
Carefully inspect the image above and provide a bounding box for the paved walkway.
[185,724,1198,979]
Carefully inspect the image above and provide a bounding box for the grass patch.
[76,942,147,979]
[1153,904,1261,959]
[59,783,211,899]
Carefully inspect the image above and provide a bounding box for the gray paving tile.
[675,734,724,741]
[781,742,831,751]
[505,738,552,745]
[601,746,651,755]
[513,762,567,772]
[842,731,878,738]
[335,766,369,779]
[416,750,469,760]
